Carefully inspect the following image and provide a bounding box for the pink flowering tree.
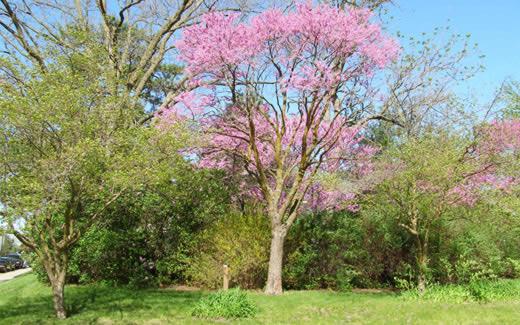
[371,121,520,292]
[450,119,520,206]
[160,3,399,294]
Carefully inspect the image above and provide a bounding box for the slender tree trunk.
[265,226,286,295]
[417,265,426,294]
[415,236,428,295]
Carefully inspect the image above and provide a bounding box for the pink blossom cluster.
[305,185,359,212]
[449,119,520,206]
[378,120,520,208]
[448,174,518,206]
[478,119,520,155]
[176,2,399,91]
[197,105,369,171]
[161,2,398,213]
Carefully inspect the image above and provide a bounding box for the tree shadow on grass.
[0,284,204,323]
[0,293,57,323]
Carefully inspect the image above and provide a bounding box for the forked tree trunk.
[265,226,286,295]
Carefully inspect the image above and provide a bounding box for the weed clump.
[191,288,258,319]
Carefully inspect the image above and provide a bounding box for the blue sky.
[387,0,520,102]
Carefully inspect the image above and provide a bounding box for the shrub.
[67,225,155,287]
[393,262,421,291]
[504,258,520,278]
[401,284,471,303]
[27,168,233,288]
[282,204,520,290]
[453,256,499,284]
[284,211,365,290]
[186,212,270,289]
[191,289,257,319]
[284,210,407,290]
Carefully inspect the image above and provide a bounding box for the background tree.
[502,80,520,118]
[0,233,19,255]
[0,0,249,119]
[368,30,482,144]
[369,126,519,292]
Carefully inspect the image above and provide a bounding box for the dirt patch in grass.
[352,288,397,294]
[159,285,201,292]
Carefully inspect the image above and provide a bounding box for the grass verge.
[1,274,520,324]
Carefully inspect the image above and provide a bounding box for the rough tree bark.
[265,225,287,295]
[42,253,69,319]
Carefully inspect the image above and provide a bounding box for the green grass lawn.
[1,274,520,324]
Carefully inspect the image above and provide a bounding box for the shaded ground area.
[1,274,519,324]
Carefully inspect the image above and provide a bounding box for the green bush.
[28,167,234,288]
[284,211,363,290]
[28,253,50,284]
[186,212,270,289]
[505,258,520,278]
[284,210,407,290]
[191,289,257,319]
[68,225,154,287]
[393,263,419,291]
[401,284,471,303]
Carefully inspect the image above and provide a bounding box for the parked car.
[0,257,15,272]
[0,260,8,273]
[4,254,25,269]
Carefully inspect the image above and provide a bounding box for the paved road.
[0,268,32,282]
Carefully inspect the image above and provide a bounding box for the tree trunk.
[265,227,286,295]
[417,269,426,294]
[416,238,428,295]
[43,256,68,319]
[51,274,67,319]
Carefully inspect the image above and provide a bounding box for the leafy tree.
[369,127,519,292]
[0,0,218,318]
[0,59,189,317]
[364,26,483,149]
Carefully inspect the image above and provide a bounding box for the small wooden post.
[223,264,229,290]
